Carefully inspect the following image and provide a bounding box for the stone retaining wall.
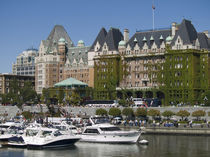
[0,105,210,120]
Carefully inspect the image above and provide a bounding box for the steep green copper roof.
[150,36,154,40]
[166,36,172,41]
[118,40,126,46]
[59,38,65,42]
[160,35,164,40]
[54,77,88,88]
[142,36,147,41]
[78,40,84,44]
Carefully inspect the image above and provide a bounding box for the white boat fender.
[139,139,149,145]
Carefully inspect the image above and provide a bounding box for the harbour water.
[0,135,210,157]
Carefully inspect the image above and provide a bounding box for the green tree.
[147,109,160,120]
[162,110,175,120]
[135,108,147,117]
[68,91,81,106]
[96,108,108,116]
[192,110,206,121]
[118,99,127,107]
[22,111,33,120]
[58,89,64,104]
[122,107,134,119]
[109,108,121,117]
[20,81,37,105]
[42,88,50,104]
[176,110,190,121]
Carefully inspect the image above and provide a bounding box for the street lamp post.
[204,96,208,106]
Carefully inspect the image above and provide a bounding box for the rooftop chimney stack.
[124,29,129,43]
[172,22,177,38]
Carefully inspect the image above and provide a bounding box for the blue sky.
[0,0,210,73]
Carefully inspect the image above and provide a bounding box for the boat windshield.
[53,130,62,137]
[54,126,67,131]
[26,129,39,136]
[41,131,52,137]
[100,127,121,131]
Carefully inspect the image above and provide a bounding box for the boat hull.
[27,138,80,149]
[78,132,141,144]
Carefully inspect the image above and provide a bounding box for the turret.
[172,22,177,38]
[124,29,129,43]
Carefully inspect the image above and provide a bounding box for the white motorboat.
[0,122,24,142]
[22,126,80,149]
[78,123,141,144]
[51,121,81,135]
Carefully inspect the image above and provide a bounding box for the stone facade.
[0,74,35,94]
[64,40,90,86]
[35,25,90,94]
[35,25,73,94]
[89,19,210,105]
[12,48,38,76]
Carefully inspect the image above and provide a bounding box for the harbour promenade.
[1,105,210,136]
[1,105,210,121]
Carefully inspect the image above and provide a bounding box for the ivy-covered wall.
[163,48,209,105]
[94,55,121,100]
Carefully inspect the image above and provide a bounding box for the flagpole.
[153,6,154,31]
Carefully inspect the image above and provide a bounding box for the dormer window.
[134,38,138,43]
[159,35,164,40]
[150,36,154,40]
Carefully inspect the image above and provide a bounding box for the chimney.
[124,29,129,43]
[172,22,177,38]
[203,30,209,38]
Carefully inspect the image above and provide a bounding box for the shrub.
[176,110,190,120]
[135,108,147,117]
[108,108,121,117]
[147,109,160,120]
[162,110,175,119]
[122,108,134,119]
[192,110,206,121]
[96,108,108,116]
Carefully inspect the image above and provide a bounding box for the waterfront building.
[88,27,123,99]
[12,48,38,76]
[163,19,210,105]
[35,25,74,94]
[0,73,35,94]
[118,19,210,105]
[63,40,90,86]
[89,19,210,105]
[35,25,91,95]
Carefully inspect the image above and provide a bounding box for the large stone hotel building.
[89,19,210,105]
[34,19,210,105]
[35,25,90,94]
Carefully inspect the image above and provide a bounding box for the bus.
[132,98,147,107]
[84,100,119,107]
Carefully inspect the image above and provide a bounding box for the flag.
[152,4,155,10]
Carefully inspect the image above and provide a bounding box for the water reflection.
[75,143,140,157]
[1,135,210,157]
